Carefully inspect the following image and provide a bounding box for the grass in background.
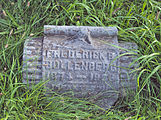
[0,0,161,119]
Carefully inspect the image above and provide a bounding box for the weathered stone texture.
[119,42,138,95]
[23,26,137,108]
[23,37,43,83]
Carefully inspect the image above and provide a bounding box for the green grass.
[0,0,161,119]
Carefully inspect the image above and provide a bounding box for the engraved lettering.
[74,62,81,70]
[93,51,99,59]
[103,63,108,70]
[75,51,82,59]
[53,50,60,58]
[89,62,95,71]
[90,73,94,81]
[83,50,89,59]
[48,50,52,58]
[60,60,67,70]
[69,50,75,58]
[57,73,63,81]
[82,61,88,71]
[107,52,116,60]
[95,62,103,71]
[94,73,100,81]
[52,72,56,80]
[99,52,105,60]
[67,61,74,70]
[43,48,119,97]
[61,50,68,58]
[52,60,60,69]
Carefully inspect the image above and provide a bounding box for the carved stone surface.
[23,26,137,108]
[119,42,138,96]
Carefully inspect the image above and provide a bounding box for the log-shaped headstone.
[23,26,137,108]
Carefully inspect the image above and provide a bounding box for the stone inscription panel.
[42,26,119,98]
[43,48,118,92]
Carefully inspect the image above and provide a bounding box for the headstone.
[23,26,137,108]
[119,42,138,96]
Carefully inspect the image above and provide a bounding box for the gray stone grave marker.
[23,26,137,108]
